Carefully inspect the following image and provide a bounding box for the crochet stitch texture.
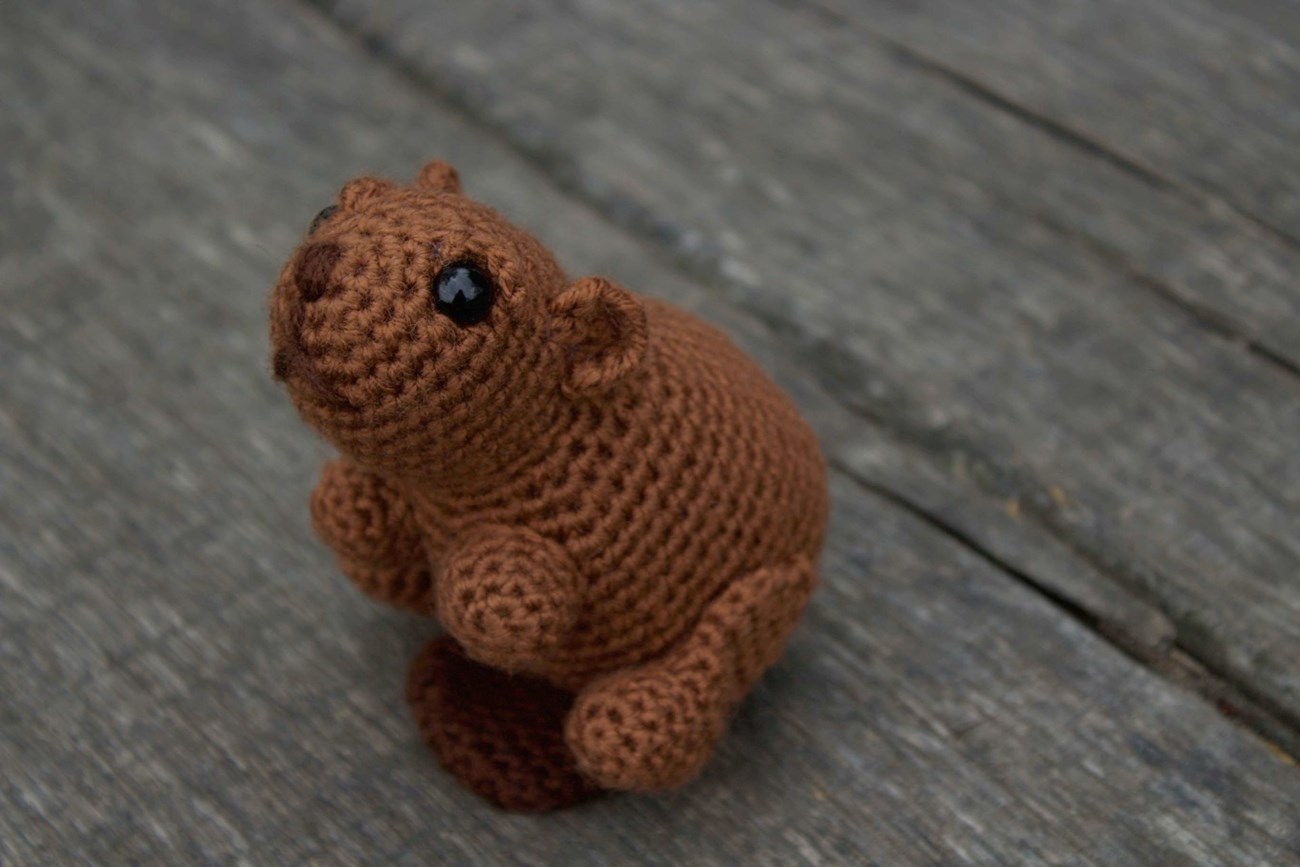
[270,160,829,811]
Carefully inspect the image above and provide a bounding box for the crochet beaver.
[270,161,828,811]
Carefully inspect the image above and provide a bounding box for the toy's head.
[270,160,647,483]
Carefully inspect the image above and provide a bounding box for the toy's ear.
[550,276,648,398]
[414,160,462,194]
[339,177,396,209]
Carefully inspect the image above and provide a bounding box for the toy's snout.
[292,242,343,303]
[270,240,351,404]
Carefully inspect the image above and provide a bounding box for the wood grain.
[2,0,1299,864]
[313,0,1300,733]
[793,0,1300,374]
[801,0,1300,238]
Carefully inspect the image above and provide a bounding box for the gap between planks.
[781,0,1300,256]
[837,458,1300,764]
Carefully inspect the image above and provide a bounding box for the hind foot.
[567,557,817,790]
[406,637,602,811]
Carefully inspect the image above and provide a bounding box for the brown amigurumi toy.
[269,160,829,811]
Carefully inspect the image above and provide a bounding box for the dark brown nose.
[294,242,342,302]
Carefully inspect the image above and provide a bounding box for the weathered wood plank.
[803,0,1300,238]
[2,1,1299,865]
[313,0,1300,731]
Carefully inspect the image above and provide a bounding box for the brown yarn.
[407,637,600,811]
[271,160,829,810]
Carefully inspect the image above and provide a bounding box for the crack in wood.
[831,384,1300,746]
[1027,207,1300,383]
[837,459,1300,762]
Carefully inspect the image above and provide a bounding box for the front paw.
[434,526,580,673]
[311,459,421,566]
[339,558,433,612]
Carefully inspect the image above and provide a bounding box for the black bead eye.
[432,263,495,325]
[308,205,337,235]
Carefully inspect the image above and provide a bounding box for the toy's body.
[271,162,828,810]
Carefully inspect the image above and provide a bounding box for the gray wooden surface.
[1,0,1297,864]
